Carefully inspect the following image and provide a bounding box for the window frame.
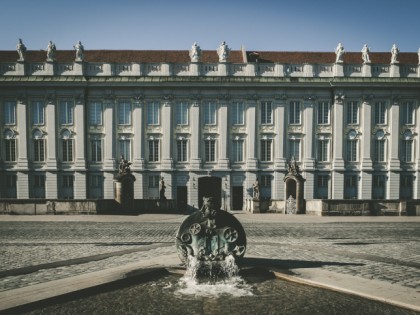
[317,101,330,125]
[203,102,217,125]
[60,100,74,125]
[176,139,188,162]
[346,101,359,125]
[4,101,16,125]
[33,139,45,162]
[260,138,272,162]
[62,139,73,162]
[317,139,329,162]
[89,102,103,126]
[147,102,160,126]
[176,102,189,126]
[204,139,216,162]
[232,139,244,162]
[32,101,44,125]
[260,101,273,125]
[346,139,358,162]
[5,138,16,162]
[402,101,415,125]
[231,102,245,125]
[374,101,387,125]
[148,139,160,162]
[289,101,301,125]
[118,101,132,125]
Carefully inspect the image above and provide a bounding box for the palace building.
[1,40,420,213]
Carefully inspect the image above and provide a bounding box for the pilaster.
[45,98,57,169]
[302,99,315,170]
[388,99,400,170]
[218,100,230,169]
[103,171,115,199]
[360,172,372,199]
[387,171,400,199]
[273,171,286,200]
[16,99,28,169]
[331,171,344,199]
[190,100,201,170]
[332,94,345,170]
[161,99,174,170]
[274,100,286,170]
[133,171,145,199]
[103,99,115,170]
[246,99,258,170]
[361,99,373,170]
[132,99,145,170]
[45,171,58,199]
[74,171,86,199]
[74,97,86,169]
[303,172,314,200]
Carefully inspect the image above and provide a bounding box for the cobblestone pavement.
[0,216,419,295]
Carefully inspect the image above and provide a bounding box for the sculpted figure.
[118,155,131,174]
[288,156,300,175]
[361,44,370,63]
[159,177,166,200]
[46,41,56,62]
[217,41,230,62]
[73,41,85,62]
[16,38,26,61]
[189,42,201,62]
[391,44,399,64]
[335,42,345,63]
[252,179,260,200]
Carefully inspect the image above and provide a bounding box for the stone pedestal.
[115,173,136,212]
[249,199,260,213]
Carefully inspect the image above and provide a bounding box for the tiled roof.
[0,50,417,64]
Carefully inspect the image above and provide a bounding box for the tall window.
[60,100,73,125]
[6,175,16,189]
[118,101,131,125]
[149,175,160,188]
[346,140,357,162]
[374,101,386,124]
[401,140,413,162]
[4,101,16,125]
[317,139,329,162]
[90,175,103,189]
[373,175,386,199]
[374,140,385,162]
[346,101,358,124]
[317,101,329,124]
[261,175,271,187]
[344,175,358,199]
[5,139,16,161]
[232,139,244,162]
[204,139,216,162]
[90,102,103,125]
[33,139,45,162]
[176,102,188,125]
[32,101,44,125]
[63,175,74,188]
[34,175,45,188]
[317,175,329,188]
[147,102,160,125]
[231,102,244,125]
[119,139,131,161]
[148,139,159,162]
[261,101,272,124]
[289,101,301,124]
[177,139,188,162]
[203,102,217,125]
[62,139,73,162]
[289,139,300,160]
[91,139,102,162]
[402,101,414,125]
[260,139,272,162]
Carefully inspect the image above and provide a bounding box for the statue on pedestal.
[335,42,345,63]
[252,179,260,200]
[73,41,85,62]
[118,155,131,174]
[46,41,56,62]
[189,42,201,62]
[217,41,230,62]
[287,156,300,176]
[16,39,26,62]
[159,177,166,200]
[361,44,370,63]
[391,44,399,64]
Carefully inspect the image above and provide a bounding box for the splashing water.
[176,255,253,297]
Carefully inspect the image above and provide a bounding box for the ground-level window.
[344,175,358,199]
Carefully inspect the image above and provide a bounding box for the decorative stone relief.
[334,93,345,104]
[316,126,332,134]
[391,44,399,64]
[46,41,56,62]
[335,43,345,63]
[288,126,302,134]
[217,41,230,62]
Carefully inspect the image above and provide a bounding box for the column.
[218,101,230,169]
[16,99,28,169]
[161,100,173,170]
[190,101,201,170]
[273,101,286,200]
[303,99,315,199]
[132,100,145,170]
[103,99,115,170]
[387,99,400,199]
[332,96,345,199]
[45,171,58,199]
[45,100,57,169]
[246,100,258,170]
[74,99,86,169]
[360,98,373,199]
[74,172,86,199]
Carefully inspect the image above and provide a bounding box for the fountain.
[175,196,246,285]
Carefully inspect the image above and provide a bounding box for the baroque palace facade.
[0,40,420,211]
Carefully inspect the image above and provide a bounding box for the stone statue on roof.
[217,41,230,63]
[418,48,420,65]
[361,44,370,63]
[46,41,56,62]
[16,38,26,62]
[391,44,399,64]
[189,42,202,62]
[73,41,85,62]
[335,42,345,63]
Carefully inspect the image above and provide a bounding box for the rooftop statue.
[335,42,345,63]
[391,44,399,64]
[16,38,26,62]
[418,48,420,65]
[189,42,201,62]
[361,44,370,63]
[46,41,56,62]
[217,41,230,62]
[73,41,85,62]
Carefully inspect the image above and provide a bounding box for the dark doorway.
[286,179,297,199]
[232,186,243,210]
[177,186,188,212]
[198,176,222,209]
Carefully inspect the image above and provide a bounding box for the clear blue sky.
[1,0,419,53]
